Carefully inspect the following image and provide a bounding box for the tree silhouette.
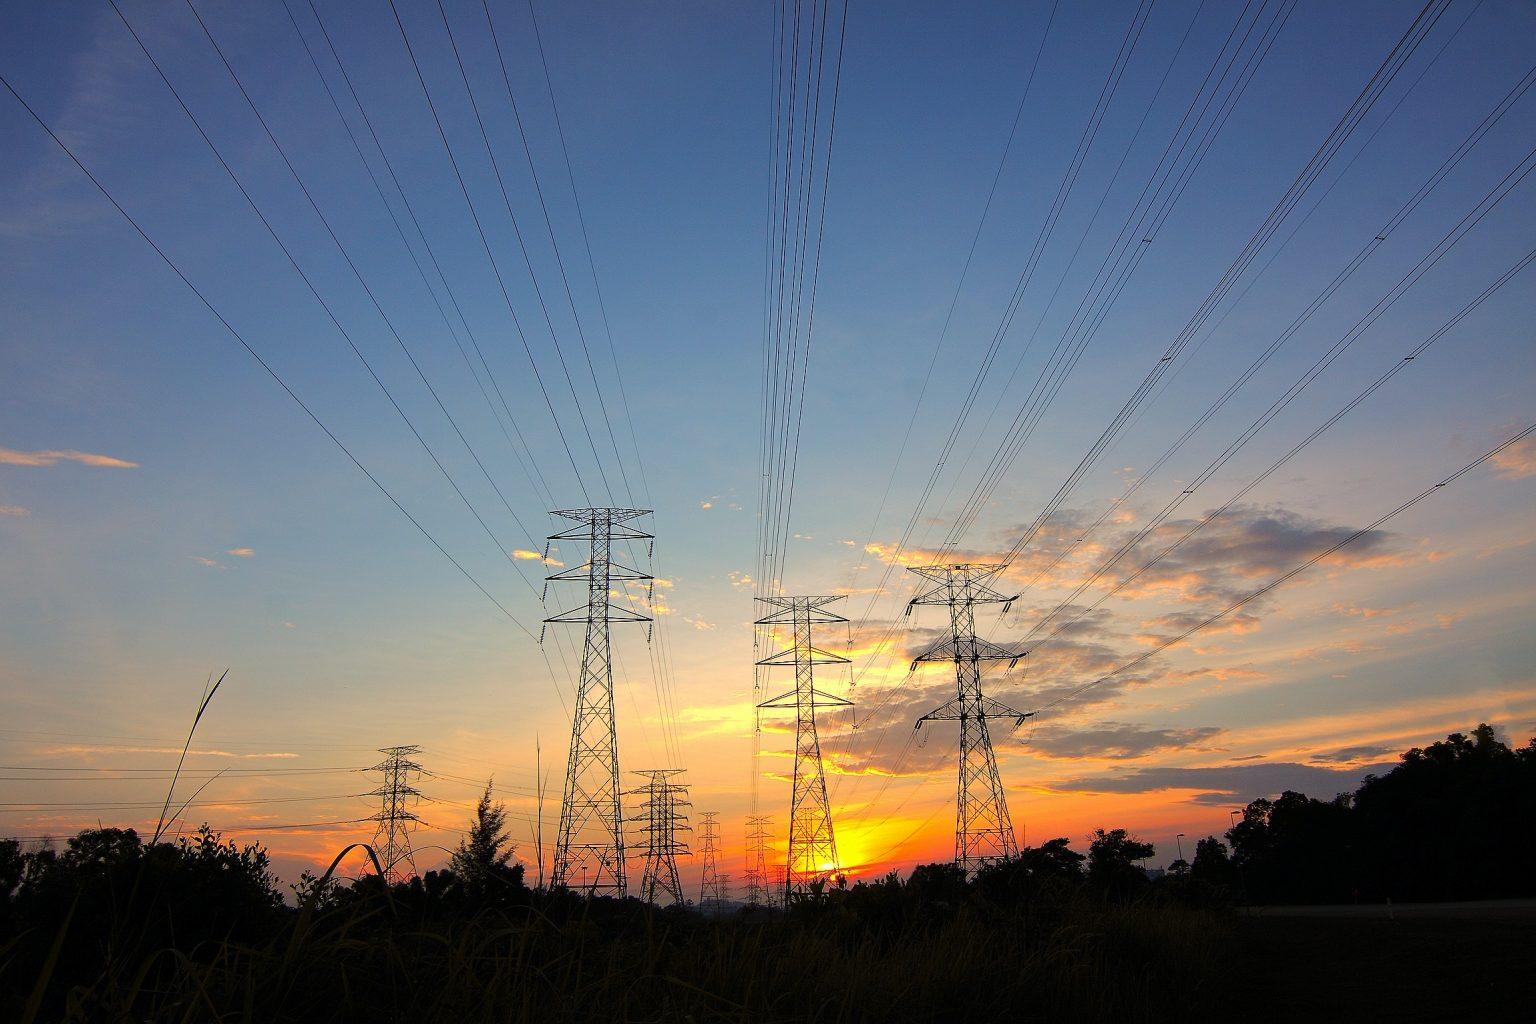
[449,780,523,898]
[1087,829,1155,898]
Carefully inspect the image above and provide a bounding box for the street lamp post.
[1175,833,1185,863]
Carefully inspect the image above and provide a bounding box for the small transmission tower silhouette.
[743,814,773,906]
[908,564,1031,873]
[368,744,424,885]
[698,810,730,909]
[627,769,691,906]
[755,596,852,903]
[544,508,654,897]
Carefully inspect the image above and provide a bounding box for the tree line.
[1,725,1531,1019]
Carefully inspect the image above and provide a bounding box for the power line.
[0,71,536,640]
[1030,420,1536,715]
[283,0,556,513]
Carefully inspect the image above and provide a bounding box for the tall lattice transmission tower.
[908,564,1031,873]
[755,596,852,903]
[698,810,730,909]
[367,744,424,885]
[743,814,773,907]
[544,507,654,896]
[627,769,691,906]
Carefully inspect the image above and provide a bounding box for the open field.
[1229,910,1535,1022]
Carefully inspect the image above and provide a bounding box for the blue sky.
[2,0,1534,883]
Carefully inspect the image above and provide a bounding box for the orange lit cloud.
[1490,434,1536,479]
[0,446,138,468]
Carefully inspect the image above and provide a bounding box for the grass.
[15,892,1234,1023]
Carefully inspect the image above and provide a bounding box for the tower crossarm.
[916,698,1034,727]
[754,595,848,625]
[905,563,1016,608]
[910,637,1022,670]
[547,561,653,582]
[757,686,853,709]
[544,602,653,624]
[756,643,849,667]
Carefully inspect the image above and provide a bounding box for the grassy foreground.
[11,893,1231,1022]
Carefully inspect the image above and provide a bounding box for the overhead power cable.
[1031,420,1536,714]
[0,71,538,641]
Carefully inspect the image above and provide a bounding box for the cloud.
[0,505,28,518]
[1025,722,1225,761]
[45,745,300,759]
[1490,434,1536,479]
[0,447,138,468]
[1309,744,1398,764]
[700,500,714,509]
[1044,760,1395,802]
[512,549,543,561]
[1332,602,1404,619]
[227,547,255,558]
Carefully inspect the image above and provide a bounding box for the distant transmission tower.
[367,744,424,885]
[698,810,730,909]
[627,769,691,906]
[544,507,654,896]
[756,596,852,903]
[908,564,1031,873]
[743,814,773,906]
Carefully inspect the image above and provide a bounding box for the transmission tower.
[698,810,730,909]
[755,596,852,903]
[743,814,773,907]
[367,744,424,885]
[626,769,691,906]
[544,507,654,896]
[908,564,1031,873]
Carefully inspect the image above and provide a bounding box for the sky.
[2,0,1534,893]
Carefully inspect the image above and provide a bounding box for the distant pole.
[755,596,852,905]
[699,810,730,910]
[626,769,691,905]
[907,564,1029,875]
[1176,833,1185,862]
[544,507,654,897]
[744,814,773,907]
[367,744,424,885]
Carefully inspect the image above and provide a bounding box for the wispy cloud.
[1026,722,1226,761]
[0,504,28,518]
[1490,434,1536,479]
[45,745,300,759]
[191,556,226,570]
[0,447,138,468]
[227,547,255,558]
[1043,760,1393,801]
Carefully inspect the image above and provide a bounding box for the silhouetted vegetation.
[2,727,1531,1021]
[1224,724,1536,904]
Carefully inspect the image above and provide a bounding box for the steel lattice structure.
[367,744,424,885]
[755,596,852,903]
[697,810,730,909]
[742,814,773,907]
[544,508,653,896]
[908,564,1031,873]
[625,769,691,906]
